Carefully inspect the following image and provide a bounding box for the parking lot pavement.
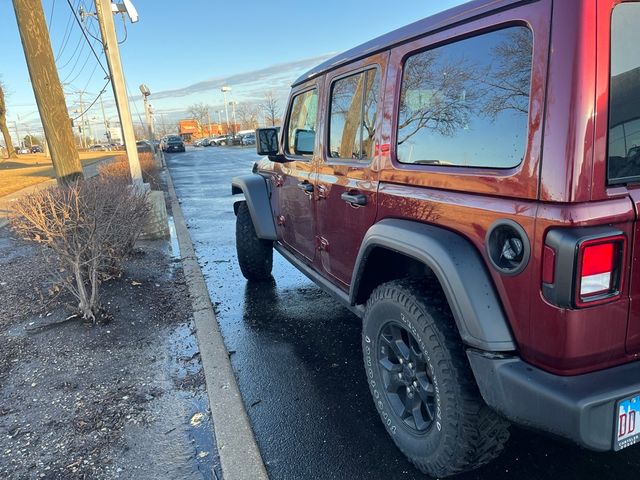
[166,145,640,480]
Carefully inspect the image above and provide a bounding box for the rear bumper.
[467,350,640,451]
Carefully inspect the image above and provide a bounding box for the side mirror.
[256,128,279,156]
[294,129,315,155]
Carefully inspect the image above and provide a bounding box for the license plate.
[615,394,640,450]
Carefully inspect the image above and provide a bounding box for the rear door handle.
[341,192,367,206]
[297,182,314,193]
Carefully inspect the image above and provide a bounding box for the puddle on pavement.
[164,321,220,480]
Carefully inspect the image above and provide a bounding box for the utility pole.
[94,0,143,185]
[12,0,83,185]
[99,94,112,144]
[13,120,20,148]
[207,110,212,137]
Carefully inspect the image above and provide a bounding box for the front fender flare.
[231,174,277,241]
[351,219,516,352]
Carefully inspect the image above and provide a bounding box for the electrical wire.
[57,34,86,71]
[81,51,105,91]
[61,48,93,85]
[65,0,109,78]
[54,2,78,61]
[71,79,110,121]
[47,0,57,31]
[118,14,128,44]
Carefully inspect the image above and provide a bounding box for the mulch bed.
[0,224,220,479]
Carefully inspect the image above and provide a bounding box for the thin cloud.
[151,54,334,100]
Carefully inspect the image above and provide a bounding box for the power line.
[71,79,110,121]
[47,0,57,31]
[61,48,93,85]
[54,2,77,61]
[65,0,109,78]
[57,34,86,71]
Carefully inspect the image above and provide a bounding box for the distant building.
[178,119,239,141]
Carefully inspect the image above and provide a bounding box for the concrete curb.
[165,171,269,480]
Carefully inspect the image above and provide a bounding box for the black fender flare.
[351,219,516,352]
[231,174,277,241]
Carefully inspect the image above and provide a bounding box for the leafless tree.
[260,91,281,127]
[188,102,211,134]
[481,28,532,117]
[0,79,17,159]
[397,51,479,147]
[236,103,259,130]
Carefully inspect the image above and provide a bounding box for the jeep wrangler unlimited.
[232,0,640,476]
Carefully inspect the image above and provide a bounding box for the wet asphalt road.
[166,146,640,480]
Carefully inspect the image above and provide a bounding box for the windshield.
[607,3,640,184]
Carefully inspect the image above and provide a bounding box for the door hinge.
[277,215,286,226]
[273,174,284,187]
[315,236,329,251]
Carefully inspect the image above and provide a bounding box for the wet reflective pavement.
[166,146,640,479]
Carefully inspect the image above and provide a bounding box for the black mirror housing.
[256,128,279,156]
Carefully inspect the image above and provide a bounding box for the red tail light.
[542,228,626,309]
[575,236,625,307]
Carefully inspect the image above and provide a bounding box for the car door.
[273,85,320,262]
[315,57,386,288]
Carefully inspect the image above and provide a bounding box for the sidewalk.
[0,155,115,228]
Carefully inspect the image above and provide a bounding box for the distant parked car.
[162,135,185,153]
[201,138,211,147]
[16,147,30,154]
[136,140,153,153]
[30,145,43,153]
[210,135,227,146]
[194,140,203,147]
[241,133,256,146]
[89,144,108,151]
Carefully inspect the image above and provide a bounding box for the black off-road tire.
[362,279,510,477]
[235,201,273,281]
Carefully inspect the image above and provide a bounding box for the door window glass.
[607,4,640,184]
[287,89,318,157]
[396,26,533,168]
[329,68,380,160]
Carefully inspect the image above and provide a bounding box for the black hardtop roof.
[292,0,528,87]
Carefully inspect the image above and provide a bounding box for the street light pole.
[230,101,238,135]
[221,86,231,133]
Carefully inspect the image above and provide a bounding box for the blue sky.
[0,0,466,141]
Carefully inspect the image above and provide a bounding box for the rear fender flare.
[351,219,516,352]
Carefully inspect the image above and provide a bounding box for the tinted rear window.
[608,3,640,184]
[396,26,532,168]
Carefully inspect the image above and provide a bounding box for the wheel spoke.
[384,372,404,393]
[379,356,402,373]
[376,321,436,433]
[411,397,430,431]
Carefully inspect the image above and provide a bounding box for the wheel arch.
[231,174,277,241]
[351,219,516,352]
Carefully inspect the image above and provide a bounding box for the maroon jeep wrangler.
[232,0,640,476]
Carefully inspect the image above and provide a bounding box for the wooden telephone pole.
[12,0,84,185]
[94,0,143,185]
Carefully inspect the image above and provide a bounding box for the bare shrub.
[99,152,161,190]
[9,176,150,322]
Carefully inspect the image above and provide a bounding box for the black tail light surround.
[542,227,626,309]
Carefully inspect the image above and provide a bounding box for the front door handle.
[341,192,367,206]
[297,182,314,193]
